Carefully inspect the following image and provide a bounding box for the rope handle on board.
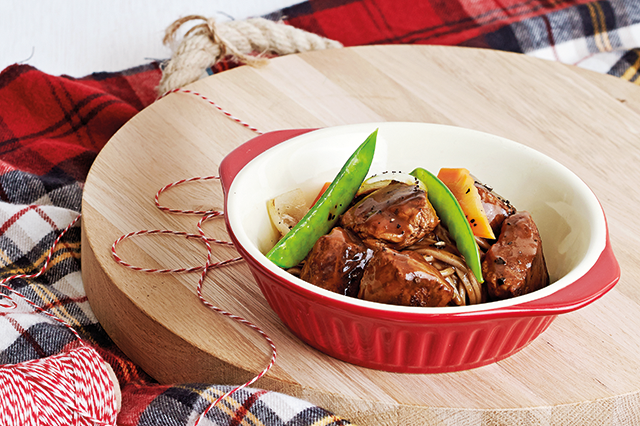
[157,15,343,95]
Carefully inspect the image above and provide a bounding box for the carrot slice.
[437,168,496,240]
[312,182,331,206]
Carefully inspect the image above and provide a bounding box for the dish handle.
[218,129,316,194]
[498,236,620,316]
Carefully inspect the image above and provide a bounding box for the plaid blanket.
[273,0,640,80]
[0,1,638,425]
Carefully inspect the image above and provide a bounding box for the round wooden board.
[82,45,640,425]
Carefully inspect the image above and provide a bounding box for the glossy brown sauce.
[297,180,549,307]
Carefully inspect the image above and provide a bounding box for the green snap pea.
[410,167,484,283]
[267,129,378,268]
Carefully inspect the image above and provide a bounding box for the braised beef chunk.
[475,182,516,237]
[358,247,455,307]
[340,182,439,250]
[300,227,373,297]
[482,211,549,301]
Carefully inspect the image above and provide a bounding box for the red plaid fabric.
[270,0,640,81]
[276,0,597,46]
[1,1,639,425]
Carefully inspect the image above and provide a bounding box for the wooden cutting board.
[82,45,640,425]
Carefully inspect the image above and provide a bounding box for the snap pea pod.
[267,129,378,268]
[409,167,484,283]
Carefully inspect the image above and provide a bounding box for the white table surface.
[2,0,303,77]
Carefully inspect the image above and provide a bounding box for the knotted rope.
[157,15,343,94]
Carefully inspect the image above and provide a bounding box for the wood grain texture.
[82,45,640,425]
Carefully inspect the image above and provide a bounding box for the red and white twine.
[0,88,274,426]
[112,176,278,426]
[160,88,264,135]
[111,90,277,425]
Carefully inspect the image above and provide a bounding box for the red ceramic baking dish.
[219,122,619,373]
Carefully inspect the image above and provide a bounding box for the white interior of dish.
[226,122,607,313]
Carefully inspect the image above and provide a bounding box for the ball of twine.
[157,15,343,95]
[0,342,120,426]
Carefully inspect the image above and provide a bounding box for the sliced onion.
[267,188,309,237]
[356,172,427,197]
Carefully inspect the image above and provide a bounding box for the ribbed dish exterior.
[249,264,556,373]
